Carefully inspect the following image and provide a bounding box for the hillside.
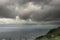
[35,27,60,40]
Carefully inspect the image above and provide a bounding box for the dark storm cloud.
[40,0,60,21]
[13,0,60,22]
[0,0,60,23]
[14,0,51,20]
[0,0,18,18]
[19,0,60,21]
[0,0,52,19]
[0,6,17,18]
[18,0,51,5]
[31,6,60,21]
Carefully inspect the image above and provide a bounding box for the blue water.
[0,24,59,40]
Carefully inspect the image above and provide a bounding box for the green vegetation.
[35,27,60,40]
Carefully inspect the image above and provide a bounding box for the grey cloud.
[31,6,60,21]
[0,0,60,24]
[0,6,17,18]
[16,0,60,23]
[23,0,60,22]
[0,0,17,18]
[17,0,52,6]
[49,0,60,6]
[0,0,52,19]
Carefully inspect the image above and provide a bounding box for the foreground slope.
[35,27,60,40]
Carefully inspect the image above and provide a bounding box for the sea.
[0,24,59,40]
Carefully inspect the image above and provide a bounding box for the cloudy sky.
[0,0,60,24]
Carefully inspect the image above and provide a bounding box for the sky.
[0,0,60,24]
[0,0,60,39]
